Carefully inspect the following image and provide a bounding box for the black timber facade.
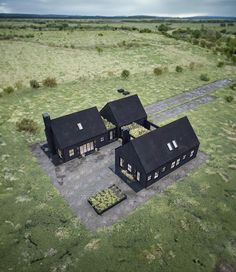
[115,116,200,191]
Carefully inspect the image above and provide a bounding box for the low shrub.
[200,74,210,81]
[121,69,130,79]
[123,91,130,96]
[16,118,39,134]
[189,62,195,70]
[3,86,14,94]
[42,77,57,87]
[153,67,163,76]
[98,33,103,36]
[225,95,234,103]
[71,44,75,49]
[96,46,103,54]
[217,61,224,67]
[176,66,183,73]
[30,79,40,89]
[229,83,236,90]
[139,28,152,33]
[0,88,3,97]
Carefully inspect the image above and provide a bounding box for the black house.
[42,107,108,163]
[115,116,200,191]
[100,95,149,137]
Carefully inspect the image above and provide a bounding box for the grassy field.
[0,19,236,272]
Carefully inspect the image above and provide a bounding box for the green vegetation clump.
[139,28,152,33]
[3,86,14,94]
[200,73,210,81]
[121,69,130,79]
[158,24,169,32]
[98,33,103,36]
[153,67,163,76]
[30,79,40,89]
[229,83,236,90]
[125,122,150,138]
[217,61,224,67]
[16,118,39,134]
[42,77,57,87]
[96,46,103,54]
[225,95,234,103]
[176,66,183,73]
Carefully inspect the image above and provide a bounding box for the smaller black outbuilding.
[100,95,147,129]
[115,116,200,191]
[42,107,108,163]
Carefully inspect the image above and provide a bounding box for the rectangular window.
[147,175,152,181]
[58,149,62,158]
[90,142,94,150]
[176,158,180,165]
[167,142,173,151]
[77,123,83,130]
[128,164,132,172]
[171,161,175,169]
[87,143,90,152]
[161,167,166,172]
[101,137,104,142]
[137,171,140,181]
[109,131,113,140]
[69,149,74,157]
[154,172,159,179]
[183,154,186,160]
[119,157,124,167]
[172,140,178,148]
[190,150,194,157]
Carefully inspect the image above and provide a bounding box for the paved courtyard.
[32,141,207,231]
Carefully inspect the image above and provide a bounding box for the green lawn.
[0,20,236,272]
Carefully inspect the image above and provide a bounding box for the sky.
[0,0,235,17]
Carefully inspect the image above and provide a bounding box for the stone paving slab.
[145,78,232,115]
[32,142,207,231]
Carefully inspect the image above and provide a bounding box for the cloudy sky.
[0,0,235,17]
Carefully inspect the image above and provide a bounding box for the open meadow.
[0,19,236,272]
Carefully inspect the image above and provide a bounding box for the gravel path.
[145,78,232,115]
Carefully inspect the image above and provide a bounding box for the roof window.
[77,123,83,130]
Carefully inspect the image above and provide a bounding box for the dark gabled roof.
[122,116,200,173]
[100,95,147,127]
[51,107,107,149]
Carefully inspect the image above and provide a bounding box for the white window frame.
[109,130,113,140]
[58,149,62,158]
[154,172,159,179]
[183,154,186,160]
[161,167,166,172]
[167,142,173,151]
[190,150,194,157]
[86,143,90,152]
[136,171,140,181]
[69,149,74,157]
[119,157,124,167]
[77,122,83,130]
[100,137,104,142]
[176,158,180,166]
[171,161,175,169]
[172,140,178,148]
[127,164,132,172]
[147,175,152,181]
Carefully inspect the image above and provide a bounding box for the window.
[90,142,94,150]
[119,157,124,167]
[69,149,74,157]
[58,149,62,158]
[147,175,152,181]
[109,131,113,140]
[176,158,180,165]
[100,137,104,142]
[183,154,186,160]
[154,172,159,179]
[128,164,132,172]
[87,143,90,152]
[77,123,83,130]
[161,167,166,172]
[171,161,175,169]
[167,142,173,151]
[137,171,140,181]
[190,150,194,157]
[172,140,178,148]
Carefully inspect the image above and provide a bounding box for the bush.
[121,70,130,79]
[200,74,210,81]
[225,96,234,103]
[153,67,163,76]
[3,86,14,94]
[176,66,183,73]
[30,79,40,89]
[139,28,152,33]
[96,46,103,54]
[217,61,224,67]
[16,118,39,134]
[98,33,103,36]
[158,24,169,32]
[229,83,236,90]
[42,77,57,87]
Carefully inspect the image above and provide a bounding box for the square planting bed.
[88,185,127,215]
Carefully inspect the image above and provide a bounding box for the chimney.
[122,128,130,145]
[42,113,56,154]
